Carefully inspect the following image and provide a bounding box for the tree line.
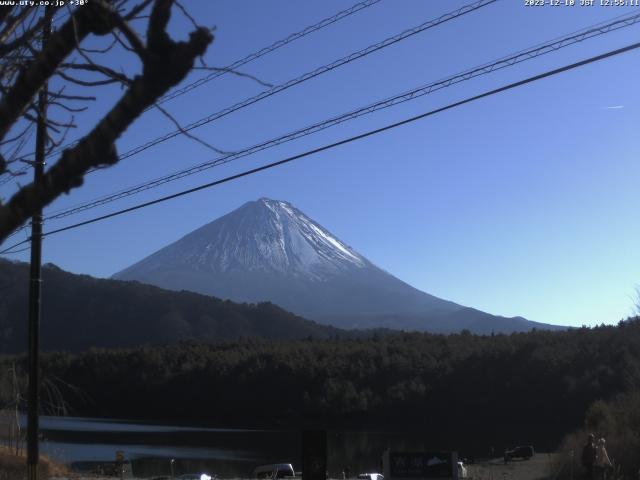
[2,318,639,456]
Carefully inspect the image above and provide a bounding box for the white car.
[358,473,384,480]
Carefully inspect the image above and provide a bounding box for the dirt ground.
[467,454,561,480]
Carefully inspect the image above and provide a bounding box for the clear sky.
[2,0,640,327]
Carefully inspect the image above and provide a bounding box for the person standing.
[582,434,596,479]
[594,437,612,480]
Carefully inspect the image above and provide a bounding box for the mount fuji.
[113,198,561,333]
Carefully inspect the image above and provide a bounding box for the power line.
[43,10,640,222]
[0,166,30,186]
[3,224,29,240]
[1,223,31,252]
[0,244,31,255]
[42,0,503,218]
[113,0,498,162]
[153,0,385,107]
[3,0,385,169]
[3,38,638,254]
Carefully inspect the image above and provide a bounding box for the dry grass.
[0,444,72,480]
[466,453,559,480]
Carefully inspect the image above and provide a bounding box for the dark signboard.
[387,451,456,479]
[302,430,327,480]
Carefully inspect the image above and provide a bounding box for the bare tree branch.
[0,7,14,26]
[111,13,146,57]
[48,91,97,101]
[0,122,32,146]
[0,0,214,242]
[0,2,112,141]
[56,69,124,87]
[0,11,47,57]
[0,8,31,45]
[124,0,154,21]
[153,101,231,155]
[175,0,199,30]
[72,35,118,54]
[48,100,88,113]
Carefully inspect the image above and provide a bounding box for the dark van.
[504,445,535,461]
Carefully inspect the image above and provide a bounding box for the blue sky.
[2,0,640,327]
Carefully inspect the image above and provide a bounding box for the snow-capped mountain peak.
[117,198,366,282]
[258,198,365,270]
[113,198,554,333]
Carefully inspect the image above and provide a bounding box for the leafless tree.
[0,0,215,244]
[0,363,26,454]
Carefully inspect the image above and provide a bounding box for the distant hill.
[0,258,344,353]
[114,197,564,334]
[318,308,549,335]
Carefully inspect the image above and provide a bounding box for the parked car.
[504,445,535,461]
[253,463,296,479]
[177,474,216,480]
[358,473,384,480]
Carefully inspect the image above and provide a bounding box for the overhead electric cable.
[0,165,30,187]
[1,223,31,251]
[154,0,385,107]
[2,38,638,253]
[113,0,498,162]
[3,224,29,240]
[42,11,640,222]
[4,0,386,168]
[0,244,31,255]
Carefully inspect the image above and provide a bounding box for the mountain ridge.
[114,198,563,333]
[0,258,349,353]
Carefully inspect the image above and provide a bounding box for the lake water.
[2,416,558,477]
[33,416,297,477]
[26,416,460,478]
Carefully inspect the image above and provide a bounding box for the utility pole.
[27,8,51,480]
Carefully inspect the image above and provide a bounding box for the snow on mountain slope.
[113,198,559,333]
[119,198,365,280]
